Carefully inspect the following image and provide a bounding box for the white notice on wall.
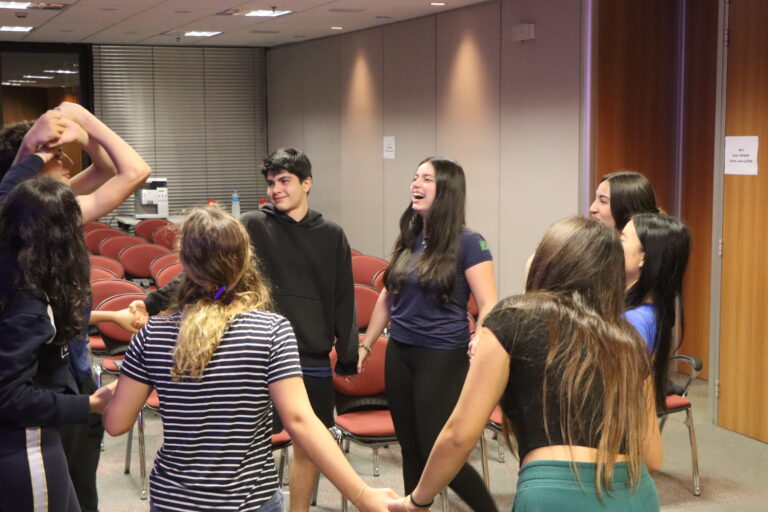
[383,136,396,160]
[724,136,758,175]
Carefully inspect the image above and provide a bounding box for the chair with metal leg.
[658,354,702,497]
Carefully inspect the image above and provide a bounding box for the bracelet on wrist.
[358,343,372,355]
[409,493,433,509]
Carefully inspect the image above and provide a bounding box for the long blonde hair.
[505,217,650,497]
[171,206,272,380]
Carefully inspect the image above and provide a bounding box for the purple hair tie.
[213,285,227,300]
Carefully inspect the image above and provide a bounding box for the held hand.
[128,300,149,329]
[89,380,117,414]
[49,118,88,148]
[467,336,479,359]
[387,496,430,512]
[24,110,65,149]
[357,346,371,374]
[110,308,140,334]
[357,487,400,512]
[55,101,91,126]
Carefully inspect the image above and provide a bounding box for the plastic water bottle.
[231,190,241,218]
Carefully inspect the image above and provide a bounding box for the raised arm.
[357,288,392,373]
[270,376,397,511]
[388,327,509,511]
[56,102,150,223]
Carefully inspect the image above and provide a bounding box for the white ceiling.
[0,0,491,48]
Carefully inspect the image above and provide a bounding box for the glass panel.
[0,51,82,172]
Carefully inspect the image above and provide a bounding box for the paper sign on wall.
[724,136,758,175]
[383,136,396,160]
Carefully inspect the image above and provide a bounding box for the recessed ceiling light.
[43,69,77,74]
[330,26,343,30]
[10,79,35,83]
[184,31,221,37]
[431,2,447,5]
[0,25,33,32]
[0,2,30,8]
[0,1,66,9]
[23,74,53,79]
[218,8,291,17]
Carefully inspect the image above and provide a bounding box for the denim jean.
[150,489,285,512]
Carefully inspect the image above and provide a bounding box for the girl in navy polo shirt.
[359,157,498,511]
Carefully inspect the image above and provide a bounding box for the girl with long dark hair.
[103,206,395,512]
[621,213,691,410]
[388,217,662,512]
[0,178,114,512]
[359,157,498,511]
[589,171,659,229]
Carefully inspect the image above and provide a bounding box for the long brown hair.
[0,178,90,345]
[383,157,466,302]
[509,217,650,496]
[171,206,272,380]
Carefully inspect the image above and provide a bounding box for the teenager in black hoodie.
[134,148,358,512]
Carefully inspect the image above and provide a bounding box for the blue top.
[624,303,657,352]
[389,229,492,350]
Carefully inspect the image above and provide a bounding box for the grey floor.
[96,375,768,511]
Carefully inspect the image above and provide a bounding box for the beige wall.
[267,0,583,297]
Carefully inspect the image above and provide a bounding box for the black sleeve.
[0,307,90,426]
[332,230,359,376]
[0,154,45,204]
[144,273,183,315]
[483,296,527,355]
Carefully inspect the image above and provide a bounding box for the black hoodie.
[145,204,359,375]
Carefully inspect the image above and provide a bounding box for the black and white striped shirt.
[121,309,302,512]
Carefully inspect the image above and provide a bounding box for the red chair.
[134,218,171,241]
[354,284,380,331]
[149,252,180,281]
[351,255,388,287]
[151,225,178,250]
[330,338,394,476]
[350,248,362,256]
[658,354,702,496]
[99,235,145,260]
[155,262,183,288]
[84,228,124,254]
[89,255,125,278]
[82,221,111,233]
[372,269,385,291]
[119,243,171,279]
[91,279,145,316]
[91,266,118,281]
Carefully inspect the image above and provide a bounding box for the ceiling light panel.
[0,25,33,31]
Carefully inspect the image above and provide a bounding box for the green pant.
[512,460,659,512]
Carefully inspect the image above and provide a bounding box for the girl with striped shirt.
[103,206,395,512]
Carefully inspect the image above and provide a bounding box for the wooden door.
[718,0,768,442]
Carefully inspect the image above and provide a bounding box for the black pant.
[0,426,80,512]
[385,340,498,512]
[60,373,104,512]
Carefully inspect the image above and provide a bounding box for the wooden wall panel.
[595,0,679,212]
[679,0,718,380]
[718,0,768,442]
